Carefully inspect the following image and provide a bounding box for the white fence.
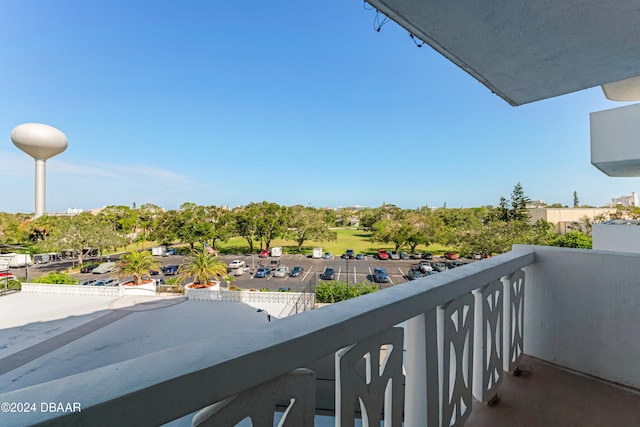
[21,283,120,297]
[187,287,312,304]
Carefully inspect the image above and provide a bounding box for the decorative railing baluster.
[473,279,503,404]
[192,368,315,427]
[335,327,405,427]
[438,293,475,427]
[503,270,525,374]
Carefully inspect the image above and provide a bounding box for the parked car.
[289,265,304,277]
[274,266,290,277]
[432,262,447,272]
[419,262,433,272]
[422,252,434,260]
[228,260,247,270]
[412,252,422,259]
[254,267,271,278]
[161,265,179,275]
[80,262,99,273]
[233,266,250,276]
[163,248,178,257]
[79,279,97,286]
[399,252,410,260]
[449,260,465,268]
[373,267,390,283]
[320,267,335,281]
[0,272,17,281]
[405,269,426,281]
[94,278,120,287]
[355,254,364,260]
[323,252,331,259]
[149,269,161,276]
[443,252,459,260]
[377,249,389,260]
[92,261,116,274]
[259,250,270,258]
[389,251,400,260]
[345,249,355,259]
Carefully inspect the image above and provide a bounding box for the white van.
[270,247,282,257]
[312,247,323,259]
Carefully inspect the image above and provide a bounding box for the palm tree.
[178,249,228,287]
[117,250,161,285]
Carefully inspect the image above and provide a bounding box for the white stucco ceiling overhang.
[366,0,640,106]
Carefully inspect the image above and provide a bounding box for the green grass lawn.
[213,228,452,257]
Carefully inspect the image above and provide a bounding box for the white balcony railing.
[3,245,638,426]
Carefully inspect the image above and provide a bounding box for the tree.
[254,202,289,250]
[233,205,259,253]
[287,205,336,252]
[178,249,228,285]
[573,191,579,208]
[44,213,112,266]
[509,182,530,221]
[117,250,160,285]
[205,206,233,250]
[551,231,592,249]
[174,203,214,249]
[135,203,163,248]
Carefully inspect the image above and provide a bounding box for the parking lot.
[16,252,474,292]
[216,253,474,292]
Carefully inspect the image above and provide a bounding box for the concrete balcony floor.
[467,355,640,427]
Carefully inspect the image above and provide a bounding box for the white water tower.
[11,123,68,217]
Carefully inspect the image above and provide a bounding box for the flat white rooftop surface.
[0,293,269,395]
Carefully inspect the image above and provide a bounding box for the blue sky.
[0,1,637,214]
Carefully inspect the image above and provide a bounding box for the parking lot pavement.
[19,252,476,292]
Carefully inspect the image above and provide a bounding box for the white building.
[609,191,639,207]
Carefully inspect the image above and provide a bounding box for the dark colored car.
[345,249,355,259]
[449,260,465,268]
[399,252,410,260]
[356,254,364,260]
[162,265,179,275]
[373,267,390,283]
[254,267,271,278]
[320,267,335,281]
[432,262,447,272]
[289,265,304,277]
[149,269,161,276]
[422,252,434,260]
[80,262,99,273]
[163,248,178,257]
[405,269,426,281]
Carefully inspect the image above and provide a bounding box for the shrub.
[315,281,377,303]
[30,271,78,285]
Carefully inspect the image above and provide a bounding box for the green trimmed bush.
[30,271,78,285]
[315,281,377,303]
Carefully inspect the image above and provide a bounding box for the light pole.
[257,308,271,322]
[345,256,349,288]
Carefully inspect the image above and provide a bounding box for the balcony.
[1,245,640,426]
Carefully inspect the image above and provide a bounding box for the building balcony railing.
[2,245,639,426]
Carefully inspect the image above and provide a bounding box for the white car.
[233,266,250,276]
[274,266,290,277]
[419,262,433,272]
[228,260,246,270]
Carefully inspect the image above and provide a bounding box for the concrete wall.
[516,244,640,389]
[528,208,614,234]
[592,223,640,253]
